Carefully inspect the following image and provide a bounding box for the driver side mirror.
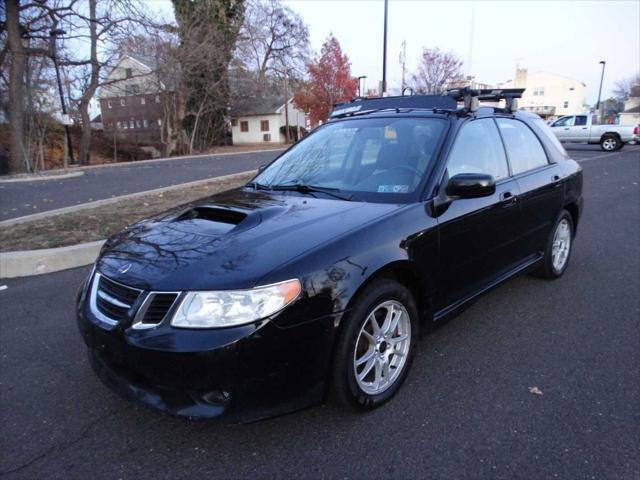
[446,173,496,199]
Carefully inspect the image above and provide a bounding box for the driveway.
[0,149,284,221]
[0,146,638,479]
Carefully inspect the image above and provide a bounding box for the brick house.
[98,55,175,143]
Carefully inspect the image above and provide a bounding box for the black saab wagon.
[77,89,583,421]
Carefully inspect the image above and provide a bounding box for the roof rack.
[330,94,457,119]
[446,87,525,113]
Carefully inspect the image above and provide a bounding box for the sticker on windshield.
[378,185,409,193]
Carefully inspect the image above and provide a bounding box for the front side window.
[497,119,548,175]
[553,116,574,127]
[253,117,447,202]
[446,119,509,180]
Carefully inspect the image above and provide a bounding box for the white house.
[230,96,308,144]
[619,85,640,125]
[501,69,586,119]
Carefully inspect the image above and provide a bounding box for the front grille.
[91,272,142,325]
[140,293,179,325]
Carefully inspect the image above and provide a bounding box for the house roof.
[91,114,102,122]
[231,95,288,117]
[622,105,640,114]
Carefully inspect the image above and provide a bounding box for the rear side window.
[446,119,509,180]
[496,119,548,175]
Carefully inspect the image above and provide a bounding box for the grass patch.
[0,172,255,252]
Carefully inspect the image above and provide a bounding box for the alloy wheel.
[552,218,571,272]
[602,138,617,151]
[353,300,411,395]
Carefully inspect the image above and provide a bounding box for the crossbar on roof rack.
[330,94,457,119]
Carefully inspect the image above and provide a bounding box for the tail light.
[634,125,638,136]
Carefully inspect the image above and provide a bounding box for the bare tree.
[411,47,464,95]
[236,0,309,87]
[613,72,640,101]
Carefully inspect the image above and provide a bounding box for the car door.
[550,116,575,141]
[496,118,564,258]
[564,115,589,141]
[434,118,522,311]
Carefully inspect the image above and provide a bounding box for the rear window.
[531,118,569,158]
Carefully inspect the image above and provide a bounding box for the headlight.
[170,279,301,329]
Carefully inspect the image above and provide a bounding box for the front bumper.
[76,277,340,422]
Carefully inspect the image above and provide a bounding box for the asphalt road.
[0,149,284,221]
[0,146,638,479]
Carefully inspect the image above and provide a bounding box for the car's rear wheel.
[330,279,417,409]
[533,210,574,279]
[600,135,621,151]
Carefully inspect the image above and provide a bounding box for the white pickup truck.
[549,114,638,151]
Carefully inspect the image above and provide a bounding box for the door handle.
[564,127,570,130]
[582,127,587,129]
[500,191,518,207]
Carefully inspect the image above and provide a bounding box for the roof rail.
[330,94,457,119]
[446,87,525,113]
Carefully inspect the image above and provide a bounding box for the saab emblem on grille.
[117,263,132,274]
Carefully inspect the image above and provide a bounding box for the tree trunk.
[6,0,28,173]
[78,0,99,165]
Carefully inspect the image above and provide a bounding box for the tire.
[533,210,574,279]
[330,279,418,410]
[600,135,621,151]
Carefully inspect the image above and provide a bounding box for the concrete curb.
[0,240,104,279]
[0,169,256,227]
[0,171,85,183]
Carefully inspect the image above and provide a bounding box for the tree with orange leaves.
[294,35,358,126]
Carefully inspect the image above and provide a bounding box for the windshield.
[252,117,447,202]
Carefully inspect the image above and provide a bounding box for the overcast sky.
[150,0,640,104]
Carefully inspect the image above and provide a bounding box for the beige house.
[230,97,308,144]
[619,85,640,125]
[501,69,586,119]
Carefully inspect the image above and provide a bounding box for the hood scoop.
[173,206,252,235]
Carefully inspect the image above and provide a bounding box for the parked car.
[549,114,638,151]
[77,90,583,421]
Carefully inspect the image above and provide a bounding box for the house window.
[157,119,162,126]
[125,84,139,95]
[569,87,575,91]
[143,119,148,128]
[107,100,112,109]
[129,120,134,129]
[231,119,238,127]
[240,121,249,132]
[116,121,121,129]
[155,95,160,103]
[126,68,132,79]
[141,97,146,105]
[533,87,545,96]
[563,101,569,108]
[136,120,142,128]
[260,120,270,132]
[120,98,125,106]
[122,121,128,129]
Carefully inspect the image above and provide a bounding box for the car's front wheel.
[331,279,417,409]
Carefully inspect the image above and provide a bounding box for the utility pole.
[357,76,367,97]
[283,69,290,143]
[49,23,75,166]
[399,40,407,92]
[596,60,606,121]
[382,0,388,95]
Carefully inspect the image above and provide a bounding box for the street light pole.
[382,0,388,95]
[596,60,606,120]
[50,26,75,165]
[357,76,367,97]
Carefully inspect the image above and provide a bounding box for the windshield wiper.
[247,181,272,191]
[269,184,354,201]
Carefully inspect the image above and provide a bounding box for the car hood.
[97,188,403,291]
